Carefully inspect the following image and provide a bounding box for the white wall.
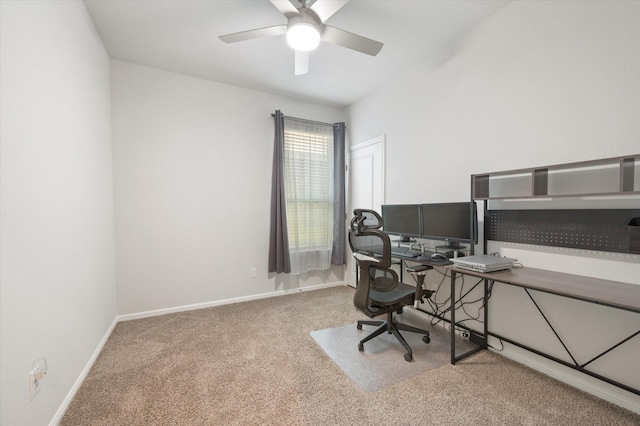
[0,2,116,425]
[348,1,639,204]
[346,0,640,412]
[111,61,345,316]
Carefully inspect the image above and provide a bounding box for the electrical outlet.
[461,330,470,339]
[250,267,257,278]
[29,370,39,400]
[29,358,47,401]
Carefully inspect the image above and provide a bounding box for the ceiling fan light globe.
[287,23,320,51]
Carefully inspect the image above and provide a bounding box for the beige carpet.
[311,313,474,392]
[60,285,640,425]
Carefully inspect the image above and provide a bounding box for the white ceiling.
[84,0,510,107]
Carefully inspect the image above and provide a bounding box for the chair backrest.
[348,209,396,317]
[348,209,391,265]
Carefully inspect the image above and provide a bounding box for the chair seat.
[369,282,415,305]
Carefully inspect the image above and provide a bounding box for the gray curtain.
[268,110,291,273]
[331,122,346,265]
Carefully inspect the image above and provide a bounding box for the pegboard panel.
[486,209,640,254]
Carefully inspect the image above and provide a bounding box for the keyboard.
[391,247,422,258]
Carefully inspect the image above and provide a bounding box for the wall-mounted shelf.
[472,154,640,255]
[472,154,640,200]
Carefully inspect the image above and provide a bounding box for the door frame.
[348,134,386,213]
[346,134,386,286]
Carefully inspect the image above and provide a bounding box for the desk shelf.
[472,154,640,255]
[472,154,640,200]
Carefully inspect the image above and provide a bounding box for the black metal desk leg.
[450,270,457,364]
[483,279,489,348]
[450,270,488,365]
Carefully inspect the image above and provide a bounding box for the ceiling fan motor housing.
[286,9,322,51]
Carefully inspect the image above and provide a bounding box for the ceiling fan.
[219,0,383,75]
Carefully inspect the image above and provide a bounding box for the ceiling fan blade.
[270,0,299,16]
[310,0,349,22]
[219,25,287,44]
[321,25,383,56]
[295,50,310,75]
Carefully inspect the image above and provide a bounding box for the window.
[283,117,334,274]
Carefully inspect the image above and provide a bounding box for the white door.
[346,135,385,286]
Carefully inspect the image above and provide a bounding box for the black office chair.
[348,209,431,362]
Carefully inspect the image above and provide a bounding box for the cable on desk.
[451,278,491,338]
[489,251,524,269]
[460,278,494,317]
[488,338,504,352]
[423,268,451,327]
[421,267,473,327]
[418,267,499,344]
[416,263,505,353]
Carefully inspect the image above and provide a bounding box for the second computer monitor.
[421,202,476,249]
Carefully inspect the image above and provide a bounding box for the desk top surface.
[444,265,640,313]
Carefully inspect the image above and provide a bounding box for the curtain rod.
[270,113,341,128]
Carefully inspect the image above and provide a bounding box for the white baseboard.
[50,317,119,426]
[117,281,345,322]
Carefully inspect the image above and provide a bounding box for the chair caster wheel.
[357,323,362,330]
[358,343,364,352]
[404,352,413,362]
[423,335,430,344]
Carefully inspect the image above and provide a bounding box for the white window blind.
[283,117,334,275]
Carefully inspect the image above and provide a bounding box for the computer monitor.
[381,204,421,242]
[420,202,477,249]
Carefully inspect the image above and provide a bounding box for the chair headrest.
[350,209,383,236]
